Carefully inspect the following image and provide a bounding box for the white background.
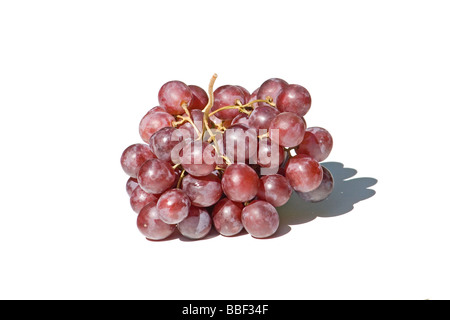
[1,0,449,300]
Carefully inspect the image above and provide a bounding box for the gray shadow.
[274,161,378,237]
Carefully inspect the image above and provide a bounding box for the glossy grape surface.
[181,173,223,207]
[156,189,191,224]
[285,154,323,193]
[177,206,212,240]
[277,84,311,117]
[121,143,156,178]
[158,80,193,115]
[257,174,292,207]
[211,85,246,120]
[297,127,333,162]
[296,166,334,202]
[212,198,244,236]
[137,201,176,240]
[269,112,306,148]
[221,163,259,202]
[139,111,174,144]
[257,78,288,108]
[137,159,176,194]
[241,200,279,238]
[130,185,158,213]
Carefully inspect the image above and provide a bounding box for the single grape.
[177,206,212,240]
[126,177,139,196]
[139,111,174,144]
[269,112,306,148]
[188,85,208,110]
[221,163,259,202]
[137,159,176,194]
[257,78,288,108]
[130,185,159,213]
[120,143,156,178]
[181,173,223,207]
[149,127,184,162]
[221,124,258,163]
[285,154,323,193]
[158,80,193,115]
[211,85,246,120]
[276,84,311,117]
[156,189,191,224]
[248,105,280,131]
[257,137,285,169]
[297,127,333,162]
[257,174,292,207]
[296,166,334,202]
[212,198,244,236]
[137,201,176,240]
[241,200,279,238]
[179,140,216,177]
[247,87,259,108]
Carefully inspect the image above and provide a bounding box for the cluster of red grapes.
[120,74,334,240]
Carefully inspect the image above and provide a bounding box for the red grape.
[178,109,205,140]
[211,85,246,120]
[285,154,323,193]
[149,127,184,162]
[156,189,191,224]
[139,111,174,144]
[257,174,292,207]
[257,78,288,108]
[231,113,250,126]
[269,112,306,148]
[241,200,279,238]
[120,143,156,178]
[158,80,193,115]
[181,173,223,207]
[248,105,280,130]
[137,159,176,194]
[297,127,333,162]
[235,85,251,103]
[177,206,212,240]
[212,198,244,236]
[179,140,216,177]
[277,84,311,117]
[130,185,158,213]
[257,137,285,170]
[188,85,208,110]
[221,163,259,202]
[137,201,176,240]
[296,166,334,202]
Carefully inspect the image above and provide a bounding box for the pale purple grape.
[156,189,191,224]
[179,140,216,177]
[285,154,323,193]
[241,200,279,238]
[126,177,139,196]
[235,85,251,103]
[296,166,334,202]
[130,185,159,213]
[149,127,184,162]
[137,201,176,240]
[211,85,246,120]
[269,112,306,148]
[177,206,212,240]
[120,143,156,178]
[188,85,208,110]
[137,159,176,194]
[139,111,174,143]
[158,80,193,115]
[277,84,311,117]
[297,127,333,162]
[257,78,288,108]
[181,173,223,207]
[248,105,280,130]
[231,113,250,126]
[257,174,292,207]
[221,163,259,202]
[212,198,244,236]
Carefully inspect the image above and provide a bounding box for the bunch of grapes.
[120,74,334,240]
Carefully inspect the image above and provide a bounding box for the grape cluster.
[121,75,334,240]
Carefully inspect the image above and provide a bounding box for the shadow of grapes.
[274,161,378,237]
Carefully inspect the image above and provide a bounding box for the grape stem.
[202,74,232,165]
[176,169,186,189]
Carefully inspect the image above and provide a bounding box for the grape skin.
[285,154,323,193]
[211,85,246,120]
[241,200,279,238]
[139,111,174,144]
[277,84,311,117]
[158,80,193,115]
[297,127,333,162]
[296,166,334,202]
[126,177,139,196]
[269,112,306,148]
[257,78,288,108]
[137,159,176,194]
[188,85,208,110]
[137,201,176,241]
[221,163,260,202]
[212,198,244,236]
[156,189,191,224]
[149,127,184,162]
[177,206,212,240]
[181,173,223,207]
[257,174,292,207]
[130,185,158,213]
